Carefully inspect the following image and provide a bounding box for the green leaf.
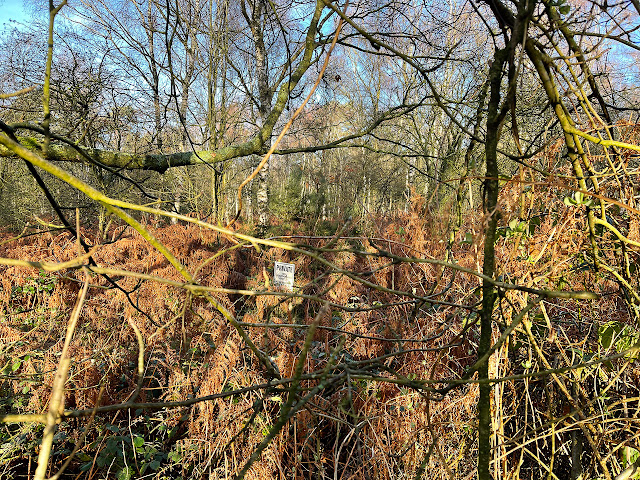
[622,446,640,467]
[599,321,623,350]
[117,466,134,480]
[11,360,21,372]
[498,174,511,186]
[598,321,640,358]
[133,436,145,448]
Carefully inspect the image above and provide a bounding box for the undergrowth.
[0,186,639,480]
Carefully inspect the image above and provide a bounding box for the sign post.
[273,261,295,291]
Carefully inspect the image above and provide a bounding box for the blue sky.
[0,0,29,27]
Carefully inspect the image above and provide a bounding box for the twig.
[0,86,36,99]
[33,271,90,480]
[47,386,105,480]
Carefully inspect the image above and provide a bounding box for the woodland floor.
[1,197,639,479]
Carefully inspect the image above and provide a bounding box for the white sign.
[273,261,295,290]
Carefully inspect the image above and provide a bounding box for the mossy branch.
[0,130,279,378]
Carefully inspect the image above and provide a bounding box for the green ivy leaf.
[133,436,145,448]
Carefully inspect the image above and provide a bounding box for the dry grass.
[1,180,639,479]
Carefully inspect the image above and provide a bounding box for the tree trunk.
[256,154,269,234]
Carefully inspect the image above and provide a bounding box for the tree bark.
[477,47,507,480]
